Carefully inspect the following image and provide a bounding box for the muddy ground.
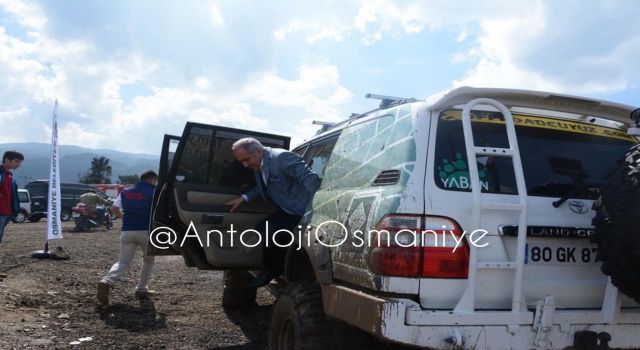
[0,221,403,349]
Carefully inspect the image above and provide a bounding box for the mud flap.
[532,295,555,347]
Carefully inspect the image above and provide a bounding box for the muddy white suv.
[149,87,640,349]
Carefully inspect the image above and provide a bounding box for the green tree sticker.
[437,153,489,191]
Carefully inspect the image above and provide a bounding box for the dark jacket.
[243,148,320,216]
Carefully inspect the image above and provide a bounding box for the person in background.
[96,170,158,305]
[79,189,110,219]
[0,150,24,282]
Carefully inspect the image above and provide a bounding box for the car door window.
[174,126,290,190]
[303,136,339,179]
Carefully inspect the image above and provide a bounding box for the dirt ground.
[1,220,388,350]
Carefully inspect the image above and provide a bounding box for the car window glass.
[176,126,213,185]
[167,138,179,173]
[18,191,29,203]
[303,137,339,179]
[211,131,288,190]
[174,126,289,190]
[293,145,308,157]
[434,109,637,198]
[26,184,46,198]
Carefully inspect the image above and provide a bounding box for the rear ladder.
[454,98,529,319]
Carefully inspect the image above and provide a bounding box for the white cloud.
[243,63,352,145]
[273,18,350,44]
[210,2,224,27]
[453,1,640,95]
[2,0,636,156]
[55,122,108,149]
[0,0,45,32]
[354,0,426,44]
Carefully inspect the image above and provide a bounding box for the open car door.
[148,134,181,256]
[149,123,290,270]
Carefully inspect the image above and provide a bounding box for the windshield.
[434,109,637,199]
[18,191,29,203]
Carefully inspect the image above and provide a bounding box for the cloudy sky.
[0,0,638,155]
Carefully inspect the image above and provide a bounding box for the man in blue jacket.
[225,138,320,288]
[0,150,24,281]
[97,170,158,305]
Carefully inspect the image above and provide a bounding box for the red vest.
[0,168,13,215]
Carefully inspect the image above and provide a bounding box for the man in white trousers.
[97,170,158,305]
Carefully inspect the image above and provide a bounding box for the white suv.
[13,189,31,223]
[150,87,640,349]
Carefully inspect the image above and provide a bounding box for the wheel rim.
[15,213,25,222]
[278,317,296,350]
[61,211,70,221]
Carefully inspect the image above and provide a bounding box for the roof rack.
[312,121,337,134]
[365,93,420,109]
[312,93,422,135]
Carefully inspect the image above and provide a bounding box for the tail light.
[368,215,469,279]
[369,215,423,277]
[421,216,469,278]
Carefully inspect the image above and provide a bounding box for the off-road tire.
[222,270,257,309]
[269,281,336,350]
[28,215,41,222]
[592,143,640,303]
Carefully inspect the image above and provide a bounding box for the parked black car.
[24,180,110,222]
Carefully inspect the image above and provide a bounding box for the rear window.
[25,183,46,198]
[434,109,636,199]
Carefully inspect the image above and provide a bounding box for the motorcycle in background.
[72,203,113,232]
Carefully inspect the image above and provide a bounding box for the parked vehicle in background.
[12,189,31,223]
[150,87,640,349]
[24,180,110,222]
[93,183,134,199]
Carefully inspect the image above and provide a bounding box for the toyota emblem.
[569,200,589,214]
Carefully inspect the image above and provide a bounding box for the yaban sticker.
[437,153,489,190]
[441,110,636,142]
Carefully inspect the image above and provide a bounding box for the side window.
[174,125,289,191]
[28,184,46,198]
[293,145,308,157]
[61,187,77,202]
[303,136,339,179]
[176,127,213,185]
[166,138,180,174]
[210,130,288,190]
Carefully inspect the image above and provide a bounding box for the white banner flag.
[47,100,63,240]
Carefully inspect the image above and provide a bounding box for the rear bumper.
[321,284,640,349]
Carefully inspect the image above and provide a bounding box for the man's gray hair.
[232,138,264,153]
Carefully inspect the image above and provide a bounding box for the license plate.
[525,243,599,265]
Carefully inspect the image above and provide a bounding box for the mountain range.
[0,143,159,188]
